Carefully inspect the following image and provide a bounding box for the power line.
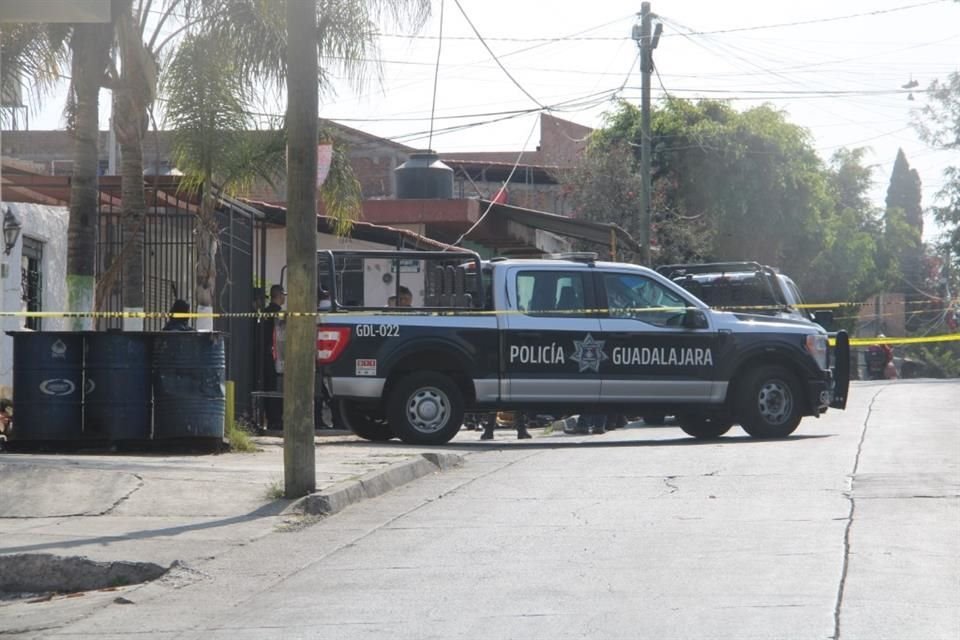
[659,0,951,38]
[447,114,541,249]
[379,33,629,42]
[427,0,445,149]
[450,0,545,109]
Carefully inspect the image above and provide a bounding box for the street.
[5,379,959,639]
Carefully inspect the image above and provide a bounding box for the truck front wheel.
[387,372,464,445]
[338,400,394,442]
[736,365,802,438]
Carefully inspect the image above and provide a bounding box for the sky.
[22,0,960,240]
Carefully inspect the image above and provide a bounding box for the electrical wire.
[427,0,445,150]
[450,0,545,109]
[445,114,541,250]
[658,0,950,38]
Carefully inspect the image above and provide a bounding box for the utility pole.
[284,0,318,498]
[633,3,661,266]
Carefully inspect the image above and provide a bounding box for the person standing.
[480,412,531,440]
[262,284,286,430]
[315,286,333,429]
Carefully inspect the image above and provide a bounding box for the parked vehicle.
[317,251,850,445]
[656,262,835,330]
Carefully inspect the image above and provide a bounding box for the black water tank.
[152,332,226,439]
[395,150,454,199]
[9,332,84,441]
[84,333,152,441]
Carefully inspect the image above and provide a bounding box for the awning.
[481,200,641,254]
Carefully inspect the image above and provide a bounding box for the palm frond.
[0,23,72,112]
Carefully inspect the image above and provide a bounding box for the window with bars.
[20,236,43,331]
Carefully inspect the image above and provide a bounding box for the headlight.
[805,334,828,370]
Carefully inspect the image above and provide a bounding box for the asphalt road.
[16,380,960,639]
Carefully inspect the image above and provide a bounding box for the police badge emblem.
[569,334,609,373]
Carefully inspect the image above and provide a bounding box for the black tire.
[677,413,733,439]
[338,400,394,442]
[643,414,667,426]
[387,372,464,445]
[736,365,803,438]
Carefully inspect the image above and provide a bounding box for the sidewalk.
[0,423,568,599]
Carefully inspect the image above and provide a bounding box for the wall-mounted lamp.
[3,208,22,256]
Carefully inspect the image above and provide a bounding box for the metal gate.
[96,182,195,331]
[215,201,259,415]
[95,180,264,417]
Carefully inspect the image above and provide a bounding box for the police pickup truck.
[657,261,834,329]
[317,250,849,445]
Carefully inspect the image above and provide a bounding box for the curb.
[289,452,464,517]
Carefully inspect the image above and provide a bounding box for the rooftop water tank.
[395,150,454,199]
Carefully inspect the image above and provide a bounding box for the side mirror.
[813,310,834,331]
[682,308,709,329]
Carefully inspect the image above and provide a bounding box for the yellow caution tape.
[844,334,960,347]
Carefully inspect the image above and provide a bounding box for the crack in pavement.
[832,385,886,640]
[97,473,145,516]
[0,472,145,520]
[663,475,679,494]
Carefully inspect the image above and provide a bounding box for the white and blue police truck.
[315,250,850,446]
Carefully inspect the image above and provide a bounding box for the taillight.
[317,327,351,365]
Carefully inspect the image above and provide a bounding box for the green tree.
[828,148,880,233]
[915,71,960,266]
[594,99,831,277]
[883,149,925,297]
[161,31,287,324]
[567,139,643,260]
[805,148,885,304]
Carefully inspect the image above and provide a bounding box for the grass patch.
[226,420,258,453]
[265,478,285,500]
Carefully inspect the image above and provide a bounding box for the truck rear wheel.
[338,400,394,442]
[736,365,802,438]
[387,372,464,445]
[677,413,732,439]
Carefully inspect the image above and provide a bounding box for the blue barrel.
[152,333,225,439]
[10,332,84,441]
[84,333,152,441]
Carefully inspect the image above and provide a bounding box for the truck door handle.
[522,331,545,338]
[608,332,636,339]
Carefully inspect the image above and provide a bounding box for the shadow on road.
[326,432,835,452]
[0,500,291,556]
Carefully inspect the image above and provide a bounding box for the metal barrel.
[84,333,152,441]
[10,332,84,441]
[151,332,226,439]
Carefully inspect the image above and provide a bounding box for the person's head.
[170,299,190,315]
[397,286,413,307]
[387,296,397,307]
[270,284,286,304]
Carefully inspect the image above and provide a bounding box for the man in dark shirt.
[262,285,285,430]
[162,299,195,331]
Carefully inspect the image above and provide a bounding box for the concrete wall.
[0,203,70,400]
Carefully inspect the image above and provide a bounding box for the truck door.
[502,268,602,403]
[597,271,721,403]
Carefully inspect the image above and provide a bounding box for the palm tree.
[1,21,112,330]
[159,0,429,328]
[161,31,287,329]
[112,0,429,329]
[67,22,114,329]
